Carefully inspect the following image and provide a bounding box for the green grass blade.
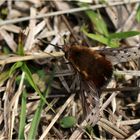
[0,70,10,85]
[0,62,23,85]
[82,27,119,48]
[9,61,23,76]
[108,31,140,40]
[85,10,109,36]
[136,6,140,22]
[17,32,25,56]
[21,63,46,103]
[28,66,55,139]
[21,63,55,112]
[18,89,27,139]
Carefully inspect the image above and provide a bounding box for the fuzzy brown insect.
[63,44,140,132]
[64,45,140,90]
[64,45,113,90]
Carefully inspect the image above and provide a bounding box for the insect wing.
[79,78,100,122]
[101,46,140,65]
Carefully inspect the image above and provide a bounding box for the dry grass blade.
[24,8,36,51]
[9,72,25,139]
[0,52,64,65]
[0,28,17,52]
[1,1,140,26]
[126,129,140,140]
[2,24,21,33]
[1,1,140,139]
[39,94,75,140]
[119,119,140,125]
[115,70,140,76]
[98,118,128,139]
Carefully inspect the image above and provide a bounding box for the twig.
[1,0,140,26]
[114,70,140,77]
[0,52,64,65]
[126,129,140,140]
[102,86,140,92]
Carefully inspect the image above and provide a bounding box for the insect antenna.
[37,38,65,52]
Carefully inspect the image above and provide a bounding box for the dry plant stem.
[3,72,25,139]
[76,124,94,140]
[0,52,64,65]
[12,73,25,104]
[126,129,140,140]
[1,24,21,33]
[69,92,118,139]
[55,66,71,93]
[54,70,74,77]
[119,119,140,125]
[52,126,64,139]
[1,0,140,26]
[114,70,140,76]
[24,8,36,51]
[0,87,6,92]
[100,92,118,112]
[117,3,139,32]
[3,79,11,137]
[39,94,75,140]
[9,72,25,140]
[44,98,59,114]
[98,118,128,139]
[3,72,19,138]
[102,87,140,92]
[0,28,17,52]
[98,122,125,139]
[69,107,100,140]
[52,0,80,44]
